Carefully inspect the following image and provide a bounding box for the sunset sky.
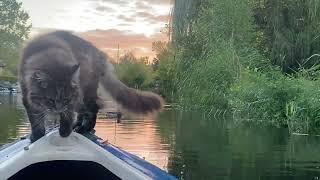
[21,0,172,59]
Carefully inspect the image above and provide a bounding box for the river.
[0,94,320,180]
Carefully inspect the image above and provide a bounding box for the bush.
[177,42,238,111]
[229,69,320,133]
[173,0,257,112]
[169,0,320,134]
[152,42,177,102]
[114,53,154,90]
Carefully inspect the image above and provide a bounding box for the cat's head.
[25,49,81,113]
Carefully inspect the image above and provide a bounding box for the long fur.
[19,30,164,141]
[100,71,164,113]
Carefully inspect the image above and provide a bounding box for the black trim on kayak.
[8,160,121,180]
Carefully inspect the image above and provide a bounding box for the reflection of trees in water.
[286,136,320,176]
[2,98,320,179]
[0,94,26,144]
[156,110,320,180]
[161,111,233,180]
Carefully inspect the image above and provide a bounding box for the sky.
[20,0,172,59]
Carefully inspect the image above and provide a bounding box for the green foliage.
[0,48,20,76]
[172,0,203,40]
[229,69,298,127]
[93,0,320,133]
[177,42,237,111]
[0,75,17,83]
[173,0,257,111]
[253,0,320,73]
[0,0,31,76]
[115,53,154,90]
[152,41,177,102]
[230,69,320,134]
[171,0,320,133]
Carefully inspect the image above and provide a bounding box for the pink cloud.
[79,29,168,60]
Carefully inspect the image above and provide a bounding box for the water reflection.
[95,117,170,170]
[0,94,28,144]
[0,94,171,171]
[1,94,320,179]
[158,111,320,180]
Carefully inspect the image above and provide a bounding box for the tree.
[152,41,177,102]
[0,0,31,76]
[253,0,320,73]
[115,52,154,89]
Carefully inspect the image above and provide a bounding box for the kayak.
[0,130,177,180]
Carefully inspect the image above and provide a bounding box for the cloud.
[140,0,171,6]
[101,0,128,5]
[150,15,170,23]
[116,11,169,27]
[135,11,170,23]
[117,23,132,26]
[79,29,168,59]
[23,0,171,37]
[135,1,151,10]
[90,0,170,6]
[30,27,168,60]
[117,15,135,22]
[135,11,154,18]
[95,5,115,12]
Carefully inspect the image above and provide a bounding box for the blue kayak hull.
[0,131,177,180]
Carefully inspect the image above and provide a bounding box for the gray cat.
[19,31,164,142]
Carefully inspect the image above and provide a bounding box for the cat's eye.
[47,99,55,106]
[63,98,70,104]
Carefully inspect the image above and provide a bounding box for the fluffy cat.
[19,31,164,142]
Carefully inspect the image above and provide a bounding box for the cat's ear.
[71,64,80,74]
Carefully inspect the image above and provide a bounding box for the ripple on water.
[3,98,320,179]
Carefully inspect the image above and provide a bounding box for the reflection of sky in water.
[3,94,320,179]
[0,94,171,171]
[95,117,170,170]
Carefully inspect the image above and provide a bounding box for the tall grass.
[229,69,320,133]
[167,0,320,133]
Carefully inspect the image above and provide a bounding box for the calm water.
[1,94,320,180]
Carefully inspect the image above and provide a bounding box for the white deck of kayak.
[0,131,152,180]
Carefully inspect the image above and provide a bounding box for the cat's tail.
[99,64,164,114]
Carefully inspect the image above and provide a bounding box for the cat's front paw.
[30,132,44,143]
[74,111,96,134]
[74,124,95,134]
[74,124,85,134]
[73,118,86,134]
[59,126,72,137]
